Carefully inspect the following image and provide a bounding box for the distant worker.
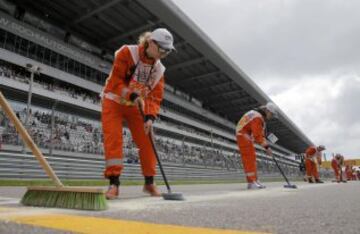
[236,102,278,189]
[304,145,325,183]
[101,28,175,199]
[331,154,344,183]
[345,165,354,181]
[351,168,357,180]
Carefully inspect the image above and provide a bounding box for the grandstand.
[0,0,310,181]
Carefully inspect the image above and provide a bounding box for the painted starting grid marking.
[0,204,270,234]
[0,182,344,234]
[0,196,20,205]
[0,212,269,234]
[0,192,275,234]
[0,183,338,234]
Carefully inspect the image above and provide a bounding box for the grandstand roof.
[10,0,313,153]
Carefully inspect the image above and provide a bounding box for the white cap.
[150,28,175,51]
[265,102,278,118]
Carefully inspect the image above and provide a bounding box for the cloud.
[174,0,360,78]
[172,0,360,158]
[257,72,360,157]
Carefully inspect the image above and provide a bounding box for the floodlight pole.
[22,64,40,153]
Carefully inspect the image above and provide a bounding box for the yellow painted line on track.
[7,214,270,234]
[0,207,16,212]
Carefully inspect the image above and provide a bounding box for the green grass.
[0,177,304,187]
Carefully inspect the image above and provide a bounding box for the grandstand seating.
[0,12,303,179]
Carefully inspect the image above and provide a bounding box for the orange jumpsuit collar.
[139,45,156,64]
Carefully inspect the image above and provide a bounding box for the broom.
[0,91,107,210]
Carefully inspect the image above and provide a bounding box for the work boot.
[143,184,161,197]
[315,179,324,183]
[105,185,119,200]
[247,182,262,190]
[308,177,314,183]
[255,180,266,189]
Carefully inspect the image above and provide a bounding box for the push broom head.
[283,184,297,189]
[21,186,108,211]
[162,192,185,201]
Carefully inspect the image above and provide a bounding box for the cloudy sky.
[172,0,360,159]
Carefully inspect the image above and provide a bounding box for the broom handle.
[137,103,172,192]
[0,91,63,187]
[272,155,291,185]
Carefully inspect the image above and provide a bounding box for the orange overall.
[305,146,320,180]
[331,158,341,182]
[236,110,267,183]
[345,165,353,181]
[102,44,165,178]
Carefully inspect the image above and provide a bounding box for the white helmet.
[265,102,278,118]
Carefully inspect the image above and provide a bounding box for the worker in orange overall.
[345,165,353,181]
[236,102,278,189]
[331,154,343,183]
[304,145,325,183]
[101,28,175,199]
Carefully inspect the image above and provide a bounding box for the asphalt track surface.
[0,181,359,234]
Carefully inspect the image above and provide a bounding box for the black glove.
[129,92,139,102]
